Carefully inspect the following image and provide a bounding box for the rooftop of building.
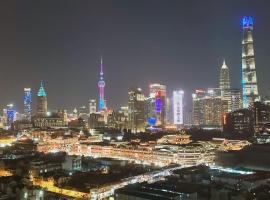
[116,179,199,199]
[212,170,270,182]
[37,82,46,97]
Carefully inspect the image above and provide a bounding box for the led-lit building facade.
[203,95,225,128]
[224,102,270,134]
[219,60,230,97]
[230,89,242,112]
[89,99,97,114]
[165,97,173,124]
[36,82,47,116]
[145,97,156,126]
[98,57,106,111]
[88,113,105,129]
[224,109,254,134]
[192,90,206,126]
[192,89,228,128]
[6,104,15,127]
[24,88,32,121]
[128,88,145,133]
[173,90,184,125]
[184,110,193,128]
[76,105,88,122]
[242,16,259,108]
[253,101,270,132]
[219,60,231,113]
[107,107,128,131]
[149,84,166,126]
[33,110,68,128]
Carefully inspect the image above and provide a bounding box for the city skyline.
[1,2,270,199]
[0,0,270,111]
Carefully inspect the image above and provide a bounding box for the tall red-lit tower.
[98,57,105,111]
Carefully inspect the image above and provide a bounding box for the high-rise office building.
[230,89,242,112]
[219,60,230,97]
[192,89,228,128]
[107,107,129,131]
[241,16,259,108]
[6,104,14,127]
[24,88,32,121]
[98,57,106,111]
[78,106,88,116]
[173,90,184,125]
[77,106,88,121]
[89,99,97,114]
[219,60,231,113]
[145,97,156,126]
[36,81,47,116]
[203,95,225,127]
[165,97,173,124]
[192,90,206,126]
[128,88,145,133]
[149,84,166,126]
[184,110,193,128]
[253,101,270,132]
[224,109,254,134]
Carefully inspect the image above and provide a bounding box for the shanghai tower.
[241,16,259,108]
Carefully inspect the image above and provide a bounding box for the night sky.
[0,0,270,112]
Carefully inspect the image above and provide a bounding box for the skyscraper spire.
[222,59,227,69]
[98,56,105,111]
[219,59,230,99]
[100,56,103,76]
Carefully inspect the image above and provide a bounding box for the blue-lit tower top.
[242,16,254,29]
[37,81,46,97]
[98,57,105,111]
[36,81,48,116]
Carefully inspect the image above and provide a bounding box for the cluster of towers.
[95,57,184,132]
[22,82,48,121]
[220,16,259,111]
[94,17,260,131]
[126,84,184,133]
[2,16,260,132]
[192,16,260,129]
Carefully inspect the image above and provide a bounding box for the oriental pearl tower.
[98,57,105,111]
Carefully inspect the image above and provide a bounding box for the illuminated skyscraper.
[149,84,166,126]
[165,97,173,124]
[24,88,32,121]
[219,60,231,113]
[173,90,184,125]
[89,99,97,114]
[98,57,106,111]
[6,104,14,127]
[128,88,145,133]
[36,81,47,116]
[192,89,228,128]
[219,60,230,97]
[192,90,206,126]
[230,89,242,112]
[242,16,259,108]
